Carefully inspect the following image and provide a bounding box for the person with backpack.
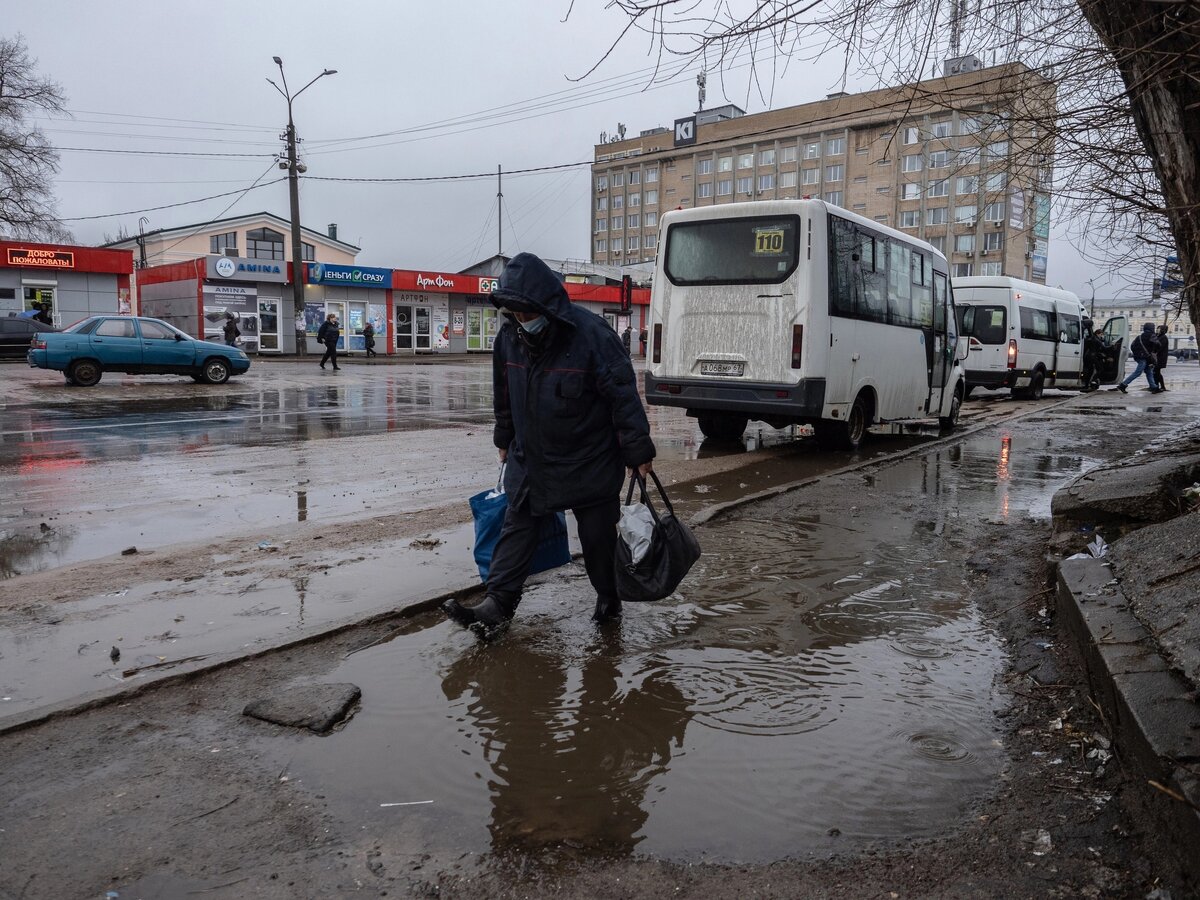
[316,313,341,371]
[221,313,240,347]
[1112,322,1162,393]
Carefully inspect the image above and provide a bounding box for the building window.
[826,137,845,155]
[955,234,976,253]
[954,204,977,224]
[611,215,623,231]
[928,179,949,197]
[902,154,923,172]
[717,179,733,196]
[980,261,1002,276]
[697,182,714,198]
[596,175,608,191]
[899,210,920,228]
[613,195,624,209]
[209,231,237,254]
[627,235,640,252]
[802,168,819,185]
[781,145,798,163]
[629,192,641,207]
[738,152,754,169]
[804,142,820,159]
[928,235,947,253]
[595,218,607,233]
[959,116,981,134]
[985,141,1010,160]
[928,150,950,169]
[926,207,947,225]
[301,241,315,262]
[246,227,285,260]
[629,170,641,185]
[758,173,775,191]
[646,233,657,248]
[956,175,978,195]
[645,211,658,227]
[644,190,658,205]
[983,231,1004,252]
[612,237,623,252]
[953,262,974,277]
[985,172,1007,192]
[718,156,733,172]
[902,183,921,200]
[779,171,797,188]
[597,196,608,211]
[824,164,843,182]
[759,149,776,166]
[595,239,607,253]
[612,171,625,187]
[983,201,1005,222]
[645,168,658,182]
[627,213,639,229]
[958,146,980,166]
[930,120,951,139]
[736,176,753,193]
[824,190,843,207]
[902,126,919,144]
[697,158,714,175]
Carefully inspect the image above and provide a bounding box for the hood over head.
[1142,322,1156,334]
[490,253,571,323]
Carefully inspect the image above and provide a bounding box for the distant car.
[1171,347,1198,361]
[27,315,251,386]
[0,316,60,359]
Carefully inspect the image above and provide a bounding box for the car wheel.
[697,414,749,442]
[1026,371,1045,400]
[814,393,869,451]
[202,358,231,385]
[68,359,102,387]
[940,382,964,432]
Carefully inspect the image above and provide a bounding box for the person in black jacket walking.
[317,313,341,370]
[1112,322,1161,393]
[443,253,656,635]
[1154,324,1170,390]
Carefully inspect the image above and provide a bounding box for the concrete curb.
[1056,557,1200,881]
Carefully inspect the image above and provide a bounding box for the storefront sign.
[7,248,74,269]
[416,273,459,291]
[452,311,466,336]
[308,262,390,286]
[206,255,287,282]
[478,277,499,294]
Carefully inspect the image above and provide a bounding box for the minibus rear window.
[664,216,800,286]
[958,305,1007,344]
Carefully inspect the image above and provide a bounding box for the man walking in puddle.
[443,253,655,636]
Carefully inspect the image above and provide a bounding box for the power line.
[300,160,592,184]
[55,146,274,159]
[61,176,285,221]
[152,163,283,259]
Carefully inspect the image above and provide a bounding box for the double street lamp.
[267,57,336,327]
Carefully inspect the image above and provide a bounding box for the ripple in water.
[891,636,956,659]
[895,729,975,765]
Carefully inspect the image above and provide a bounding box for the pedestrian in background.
[622,325,632,355]
[1080,318,1102,392]
[442,252,656,636]
[294,310,307,356]
[317,313,341,371]
[222,313,240,347]
[1154,324,1170,391]
[363,320,377,358]
[1112,322,1161,393]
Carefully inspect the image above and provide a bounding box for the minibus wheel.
[814,394,869,451]
[940,382,965,432]
[697,414,748,442]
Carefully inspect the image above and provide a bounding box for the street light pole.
[1087,278,1096,319]
[267,58,336,337]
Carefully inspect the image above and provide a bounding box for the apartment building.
[590,58,1056,283]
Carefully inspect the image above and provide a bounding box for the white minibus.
[954,277,1128,398]
[645,200,968,449]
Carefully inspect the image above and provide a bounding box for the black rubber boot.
[442,595,514,637]
[592,595,622,624]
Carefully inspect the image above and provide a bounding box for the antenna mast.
[697,70,707,110]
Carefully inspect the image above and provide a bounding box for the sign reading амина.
[8,248,75,269]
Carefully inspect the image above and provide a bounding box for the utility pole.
[497,165,503,257]
[268,58,337,333]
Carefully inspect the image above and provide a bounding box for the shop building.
[303,262,392,354]
[0,240,133,327]
[591,59,1056,283]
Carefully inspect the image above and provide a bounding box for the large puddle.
[259,428,1104,864]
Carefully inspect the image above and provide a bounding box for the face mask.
[519,315,548,335]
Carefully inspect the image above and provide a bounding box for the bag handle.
[624,469,676,521]
[496,462,507,495]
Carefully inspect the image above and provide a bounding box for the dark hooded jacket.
[490,253,655,514]
[1130,323,1158,362]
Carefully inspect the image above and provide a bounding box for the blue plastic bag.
[469,469,571,583]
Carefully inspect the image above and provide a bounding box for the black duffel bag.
[614,470,702,602]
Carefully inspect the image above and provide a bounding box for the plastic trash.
[1087,535,1109,558]
[618,501,655,565]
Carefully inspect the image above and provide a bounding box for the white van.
[954,277,1127,398]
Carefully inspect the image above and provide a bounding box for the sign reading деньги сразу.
[307,262,391,286]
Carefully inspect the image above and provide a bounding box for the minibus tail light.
[652,324,662,364]
[1007,339,1018,369]
[790,324,803,369]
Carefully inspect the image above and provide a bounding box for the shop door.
[325,301,347,350]
[414,306,431,351]
[24,286,56,326]
[258,298,279,351]
[396,305,413,351]
[347,302,368,352]
[467,309,483,351]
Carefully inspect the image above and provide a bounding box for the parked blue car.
[27,315,251,386]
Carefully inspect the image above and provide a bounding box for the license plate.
[700,361,744,377]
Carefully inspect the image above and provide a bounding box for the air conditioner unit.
[223,248,239,257]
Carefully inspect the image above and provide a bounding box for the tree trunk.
[1079,1,1200,327]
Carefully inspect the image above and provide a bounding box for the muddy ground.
[1,405,1191,899]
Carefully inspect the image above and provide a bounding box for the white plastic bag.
[618,501,655,565]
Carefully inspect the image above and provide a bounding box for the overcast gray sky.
[14,0,1142,299]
